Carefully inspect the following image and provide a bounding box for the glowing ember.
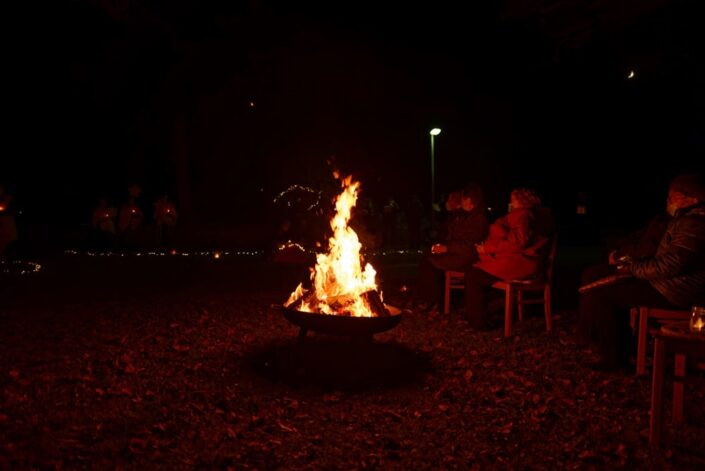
[284,175,382,317]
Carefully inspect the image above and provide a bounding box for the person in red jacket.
[463,188,555,329]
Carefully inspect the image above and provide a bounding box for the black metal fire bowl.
[271,304,402,342]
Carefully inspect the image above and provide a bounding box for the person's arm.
[629,217,705,280]
[484,211,533,254]
[613,214,669,261]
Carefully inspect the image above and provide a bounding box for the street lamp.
[429,128,441,226]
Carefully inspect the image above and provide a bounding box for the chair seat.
[492,277,545,290]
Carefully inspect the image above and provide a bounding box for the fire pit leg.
[297,328,308,344]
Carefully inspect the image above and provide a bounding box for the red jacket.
[475,207,555,281]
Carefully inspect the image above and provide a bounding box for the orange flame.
[285,176,378,317]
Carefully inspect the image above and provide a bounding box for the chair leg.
[504,286,514,338]
[443,272,452,314]
[517,290,524,321]
[629,307,638,333]
[544,285,552,332]
[673,354,686,424]
[650,336,666,450]
[636,307,649,376]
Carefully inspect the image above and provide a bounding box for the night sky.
[6,0,705,230]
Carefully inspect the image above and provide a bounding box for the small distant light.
[627,70,635,80]
[214,252,221,259]
[249,101,255,107]
[260,188,264,192]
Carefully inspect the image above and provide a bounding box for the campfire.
[283,174,390,318]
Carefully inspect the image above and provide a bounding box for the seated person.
[577,212,670,344]
[463,188,555,329]
[414,184,489,311]
[580,174,705,370]
[92,198,117,234]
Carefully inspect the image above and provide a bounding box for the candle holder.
[690,305,705,333]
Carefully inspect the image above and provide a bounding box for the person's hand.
[608,250,619,265]
[476,243,486,255]
[431,244,447,254]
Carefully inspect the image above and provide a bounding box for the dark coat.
[428,207,489,271]
[629,204,705,307]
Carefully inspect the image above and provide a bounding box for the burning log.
[361,290,389,317]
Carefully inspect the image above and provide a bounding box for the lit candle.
[691,306,705,333]
[694,318,705,332]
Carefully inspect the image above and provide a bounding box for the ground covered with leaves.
[1,254,704,469]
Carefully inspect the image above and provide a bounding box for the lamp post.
[429,128,441,226]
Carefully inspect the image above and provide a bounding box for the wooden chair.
[629,307,690,376]
[444,238,558,337]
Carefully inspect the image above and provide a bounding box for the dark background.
[5,0,704,236]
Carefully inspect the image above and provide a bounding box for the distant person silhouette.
[118,183,144,248]
[0,184,18,258]
[154,194,178,247]
[90,198,117,248]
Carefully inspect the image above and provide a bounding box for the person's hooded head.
[667,174,705,216]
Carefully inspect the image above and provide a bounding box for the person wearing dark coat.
[577,212,671,344]
[582,174,705,370]
[415,184,489,310]
[463,188,555,330]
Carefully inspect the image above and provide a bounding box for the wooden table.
[650,323,705,449]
